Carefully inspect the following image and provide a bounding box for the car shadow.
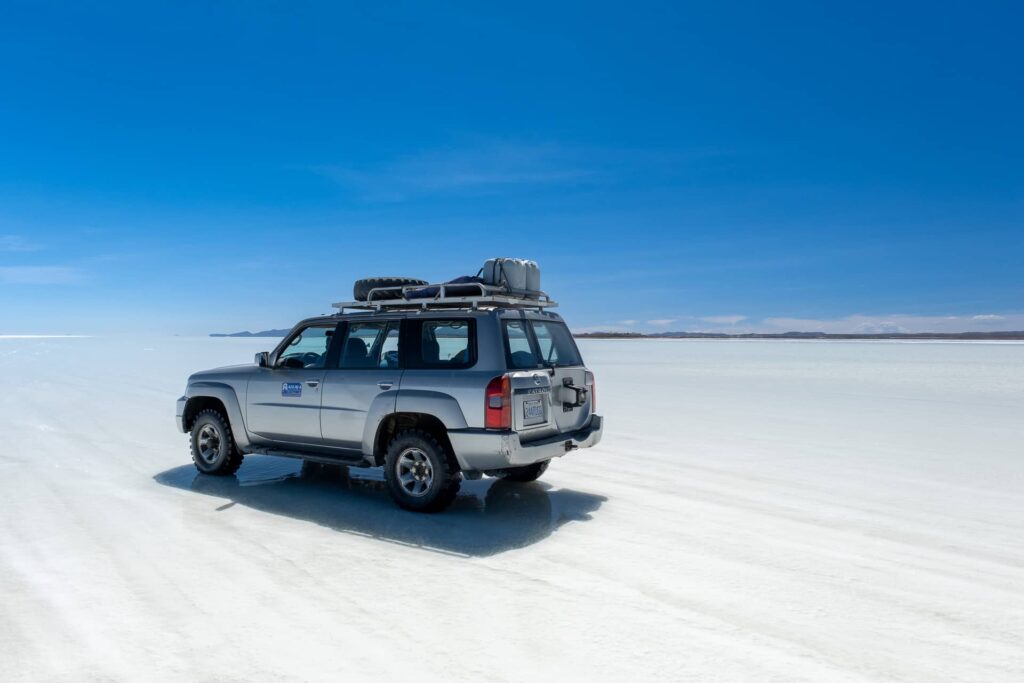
[154,456,606,557]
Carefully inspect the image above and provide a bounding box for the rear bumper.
[448,414,603,472]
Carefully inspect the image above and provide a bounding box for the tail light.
[591,374,597,412]
[485,375,511,429]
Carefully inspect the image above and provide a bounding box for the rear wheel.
[190,409,244,476]
[384,429,461,512]
[497,460,549,482]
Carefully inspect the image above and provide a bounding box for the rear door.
[502,318,593,440]
[529,319,593,433]
[320,320,402,450]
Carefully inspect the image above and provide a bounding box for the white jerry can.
[482,258,541,295]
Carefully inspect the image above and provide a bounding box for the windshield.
[503,319,583,369]
[277,325,334,369]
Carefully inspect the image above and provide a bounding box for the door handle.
[306,379,321,388]
[377,380,394,390]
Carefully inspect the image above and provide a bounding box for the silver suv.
[176,288,603,512]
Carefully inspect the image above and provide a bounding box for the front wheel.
[190,409,244,475]
[497,460,549,482]
[384,430,461,512]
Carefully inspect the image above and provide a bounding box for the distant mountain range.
[575,331,1024,340]
[210,329,290,338]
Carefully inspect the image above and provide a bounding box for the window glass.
[339,322,395,369]
[504,320,539,369]
[531,321,583,367]
[379,324,400,368]
[277,326,333,369]
[421,320,471,367]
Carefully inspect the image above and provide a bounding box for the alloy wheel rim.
[197,424,221,464]
[397,448,433,497]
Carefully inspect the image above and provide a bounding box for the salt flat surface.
[1,337,1022,681]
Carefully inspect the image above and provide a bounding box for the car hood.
[188,364,256,383]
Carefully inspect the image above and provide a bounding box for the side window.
[531,320,582,367]
[338,321,399,369]
[422,320,471,366]
[404,319,475,369]
[379,324,400,369]
[504,320,539,369]
[277,326,334,369]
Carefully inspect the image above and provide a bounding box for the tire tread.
[384,428,461,512]
[353,277,428,301]
[189,408,244,476]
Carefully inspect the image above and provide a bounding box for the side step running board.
[244,447,368,468]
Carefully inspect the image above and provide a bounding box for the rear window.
[502,319,583,369]
[505,320,537,369]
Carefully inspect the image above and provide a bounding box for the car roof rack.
[332,281,557,312]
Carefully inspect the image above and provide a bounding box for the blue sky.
[1,1,1021,334]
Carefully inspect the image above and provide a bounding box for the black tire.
[353,277,427,301]
[189,409,244,476]
[384,429,461,512]
[497,460,550,482]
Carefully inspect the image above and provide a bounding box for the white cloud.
[0,266,83,285]
[854,321,909,334]
[760,314,1024,334]
[576,313,1024,336]
[701,315,746,325]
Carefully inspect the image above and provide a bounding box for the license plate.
[523,398,544,420]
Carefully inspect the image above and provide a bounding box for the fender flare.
[184,382,252,449]
[394,389,469,430]
[365,389,469,456]
[359,390,402,457]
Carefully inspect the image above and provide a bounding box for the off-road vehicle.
[176,271,603,512]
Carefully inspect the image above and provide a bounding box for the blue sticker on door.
[281,382,302,397]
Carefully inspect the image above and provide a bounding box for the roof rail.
[332,281,557,312]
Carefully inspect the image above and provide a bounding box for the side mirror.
[255,351,269,367]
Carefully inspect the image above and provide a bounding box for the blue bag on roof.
[406,275,485,299]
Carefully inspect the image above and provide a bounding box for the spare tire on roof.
[353,277,428,301]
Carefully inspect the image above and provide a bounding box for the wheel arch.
[183,383,251,449]
[371,412,456,468]
[183,395,227,431]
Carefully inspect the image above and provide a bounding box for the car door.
[499,317,591,442]
[246,323,339,445]
[320,320,402,450]
[528,319,592,433]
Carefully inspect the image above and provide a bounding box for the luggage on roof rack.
[332,278,556,312]
[405,275,486,300]
[481,258,541,296]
